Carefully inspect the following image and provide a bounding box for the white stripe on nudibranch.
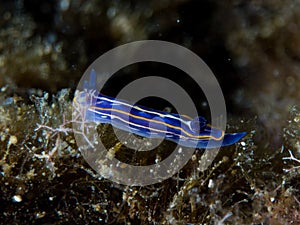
[87,107,189,139]
[96,95,192,126]
[74,91,224,141]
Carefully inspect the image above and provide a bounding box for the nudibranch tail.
[222,132,247,146]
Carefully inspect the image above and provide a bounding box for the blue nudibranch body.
[74,69,246,149]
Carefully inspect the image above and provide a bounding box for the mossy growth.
[0,87,299,224]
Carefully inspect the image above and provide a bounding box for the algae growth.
[1,0,300,224]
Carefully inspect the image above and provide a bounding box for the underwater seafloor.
[0,0,300,224]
